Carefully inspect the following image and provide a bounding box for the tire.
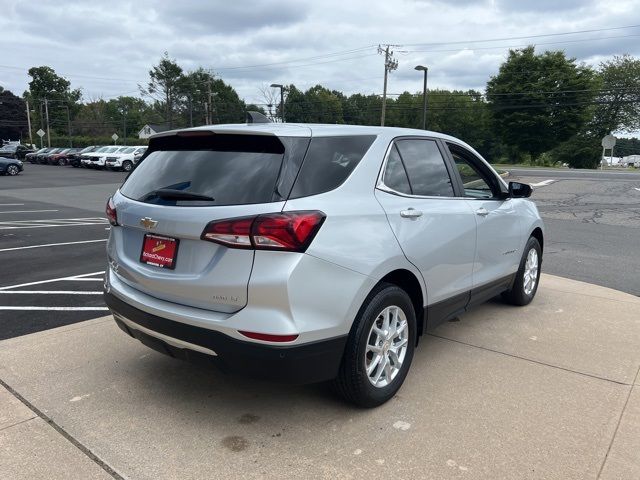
[332,283,416,407]
[6,165,20,176]
[121,160,133,172]
[58,158,66,166]
[502,236,542,306]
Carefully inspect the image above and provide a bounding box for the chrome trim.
[114,313,218,357]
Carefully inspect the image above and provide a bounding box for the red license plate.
[140,234,179,269]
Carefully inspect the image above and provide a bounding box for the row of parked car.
[23,145,147,172]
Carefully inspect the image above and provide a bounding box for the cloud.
[0,0,638,105]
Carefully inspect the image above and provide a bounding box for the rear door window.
[289,135,375,199]
[120,134,295,206]
[394,139,454,197]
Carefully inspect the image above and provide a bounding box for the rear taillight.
[201,211,325,252]
[106,197,118,226]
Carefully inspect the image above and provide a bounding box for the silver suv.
[104,124,543,407]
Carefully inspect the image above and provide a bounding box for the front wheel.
[332,283,416,407]
[121,160,133,172]
[6,165,20,176]
[502,237,541,306]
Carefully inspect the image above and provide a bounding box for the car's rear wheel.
[58,158,66,166]
[122,160,133,172]
[502,236,541,306]
[6,165,19,176]
[332,283,416,407]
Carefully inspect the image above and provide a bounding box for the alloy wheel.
[7,165,19,176]
[523,248,539,295]
[365,305,409,388]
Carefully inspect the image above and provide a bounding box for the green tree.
[0,89,28,142]
[23,66,82,138]
[591,55,640,137]
[141,52,184,128]
[486,46,596,161]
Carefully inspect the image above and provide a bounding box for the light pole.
[270,84,285,123]
[415,65,428,130]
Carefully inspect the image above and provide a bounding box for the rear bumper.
[104,291,347,384]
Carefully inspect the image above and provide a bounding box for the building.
[138,124,171,139]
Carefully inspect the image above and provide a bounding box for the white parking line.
[0,203,25,206]
[530,180,556,187]
[0,271,104,291]
[0,291,102,295]
[0,210,59,214]
[0,239,107,253]
[0,306,109,311]
[0,217,108,230]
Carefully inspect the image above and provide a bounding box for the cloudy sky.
[1,0,639,106]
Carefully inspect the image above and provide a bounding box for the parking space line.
[0,203,25,206]
[0,307,109,311]
[0,210,59,214]
[0,271,104,291]
[0,239,107,253]
[0,291,102,295]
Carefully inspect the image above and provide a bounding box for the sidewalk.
[1,274,639,480]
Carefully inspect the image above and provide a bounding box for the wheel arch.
[375,269,426,339]
[530,227,544,254]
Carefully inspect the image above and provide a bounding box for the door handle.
[400,208,423,218]
[475,207,489,217]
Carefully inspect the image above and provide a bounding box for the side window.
[382,145,411,195]
[289,135,376,199]
[395,139,454,197]
[448,144,497,199]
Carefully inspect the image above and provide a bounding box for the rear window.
[289,135,375,199]
[120,134,291,206]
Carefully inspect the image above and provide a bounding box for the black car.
[25,148,48,163]
[0,157,23,176]
[67,146,101,167]
[0,144,35,160]
[37,147,62,164]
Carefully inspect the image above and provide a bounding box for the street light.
[270,83,285,123]
[415,65,428,130]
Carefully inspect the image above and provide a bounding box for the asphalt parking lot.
[0,164,126,339]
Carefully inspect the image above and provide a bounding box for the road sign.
[601,134,616,149]
[111,133,119,142]
[36,129,45,138]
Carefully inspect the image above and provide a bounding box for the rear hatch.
[110,130,311,313]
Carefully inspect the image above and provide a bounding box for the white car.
[104,123,544,407]
[81,146,128,169]
[105,146,147,172]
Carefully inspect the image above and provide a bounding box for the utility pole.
[44,98,51,147]
[206,80,212,124]
[121,106,128,145]
[378,45,399,126]
[65,105,72,147]
[25,100,33,147]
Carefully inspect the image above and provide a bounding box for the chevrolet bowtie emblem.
[140,217,158,229]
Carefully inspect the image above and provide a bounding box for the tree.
[0,89,28,142]
[486,46,596,161]
[142,52,184,128]
[23,66,82,137]
[591,55,640,137]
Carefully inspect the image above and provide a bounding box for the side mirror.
[508,181,532,198]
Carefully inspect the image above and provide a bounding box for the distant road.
[504,167,640,181]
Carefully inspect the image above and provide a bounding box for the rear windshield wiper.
[141,189,215,202]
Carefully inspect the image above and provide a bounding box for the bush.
[549,135,601,169]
